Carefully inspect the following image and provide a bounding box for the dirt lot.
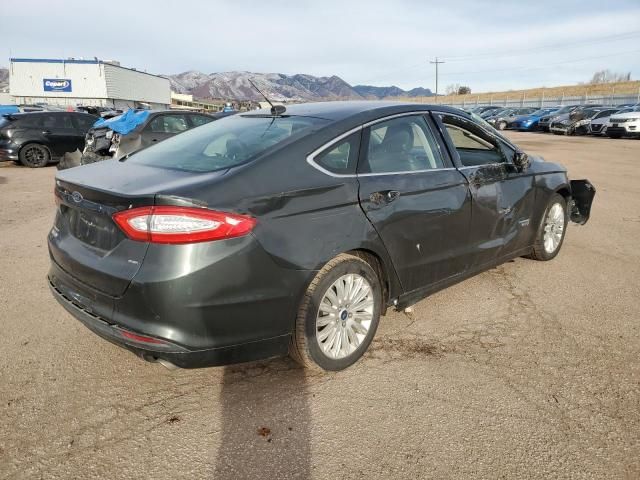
[1,132,639,479]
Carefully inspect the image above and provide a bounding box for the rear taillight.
[112,206,256,244]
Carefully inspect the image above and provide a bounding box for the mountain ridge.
[167,70,433,101]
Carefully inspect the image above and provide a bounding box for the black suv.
[0,112,98,167]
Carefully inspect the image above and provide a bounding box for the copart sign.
[43,79,72,92]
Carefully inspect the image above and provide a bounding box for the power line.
[442,30,640,62]
[439,49,640,78]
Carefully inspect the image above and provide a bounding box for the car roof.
[7,111,94,117]
[245,101,464,122]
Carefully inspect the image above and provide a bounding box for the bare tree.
[458,86,471,95]
[590,70,632,84]
[445,83,461,95]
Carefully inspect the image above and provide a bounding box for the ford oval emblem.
[71,191,83,203]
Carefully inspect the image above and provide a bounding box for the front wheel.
[290,253,382,371]
[497,121,507,130]
[526,193,568,261]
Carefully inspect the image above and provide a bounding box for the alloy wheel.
[316,273,374,359]
[543,203,565,253]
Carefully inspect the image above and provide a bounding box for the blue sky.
[1,0,639,92]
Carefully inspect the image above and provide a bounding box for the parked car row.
[0,109,225,168]
[466,103,640,139]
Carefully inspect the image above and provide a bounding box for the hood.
[56,158,229,197]
[608,111,640,120]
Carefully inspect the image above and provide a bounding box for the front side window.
[128,114,328,173]
[439,114,507,167]
[361,115,444,174]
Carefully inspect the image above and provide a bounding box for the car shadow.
[213,358,312,478]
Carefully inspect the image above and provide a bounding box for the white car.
[605,108,640,138]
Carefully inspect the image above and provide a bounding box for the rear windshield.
[127,114,328,172]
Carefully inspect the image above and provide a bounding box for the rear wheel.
[527,193,568,261]
[290,253,382,371]
[497,121,506,130]
[19,143,50,168]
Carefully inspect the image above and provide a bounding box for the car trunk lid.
[51,179,154,297]
[50,160,229,297]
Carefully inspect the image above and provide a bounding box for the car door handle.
[42,130,51,135]
[370,190,400,205]
[386,190,400,202]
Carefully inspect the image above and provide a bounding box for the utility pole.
[430,57,445,101]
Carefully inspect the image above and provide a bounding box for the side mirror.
[513,151,529,171]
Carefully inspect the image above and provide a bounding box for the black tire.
[290,252,382,371]
[526,193,568,261]
[497,121,506,131]
[607,134,622,139]
[19,143,50,168]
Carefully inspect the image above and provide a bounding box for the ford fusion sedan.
[48,102,595,371]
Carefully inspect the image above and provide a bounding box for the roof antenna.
[248,78,286,116]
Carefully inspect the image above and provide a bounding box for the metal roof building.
[9,58,171,110]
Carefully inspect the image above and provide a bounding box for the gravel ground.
[0,132,639,479]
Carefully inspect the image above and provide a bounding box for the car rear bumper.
[47,235,314,368]
[49,278,290,367]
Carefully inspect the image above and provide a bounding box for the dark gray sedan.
[48,102,595,371]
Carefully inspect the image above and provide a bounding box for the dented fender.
[569,179,595,225]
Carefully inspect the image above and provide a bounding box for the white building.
[9,58,170,110]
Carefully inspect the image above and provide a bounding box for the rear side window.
[190,115,214,127]
[13,115,44,128]
[148,115,190,133]
[361,115,444,174]
[127,115,328,172]
[313,132,360,174]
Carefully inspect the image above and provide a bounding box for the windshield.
[127,114,328,173]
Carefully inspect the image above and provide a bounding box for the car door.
[42,113,80,157]
[141,114,190,147]
[356,113,472,293]
[434,112,536,269]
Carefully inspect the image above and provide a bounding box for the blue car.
[508,107,560,131]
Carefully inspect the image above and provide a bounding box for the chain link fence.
[441,93,640,109]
